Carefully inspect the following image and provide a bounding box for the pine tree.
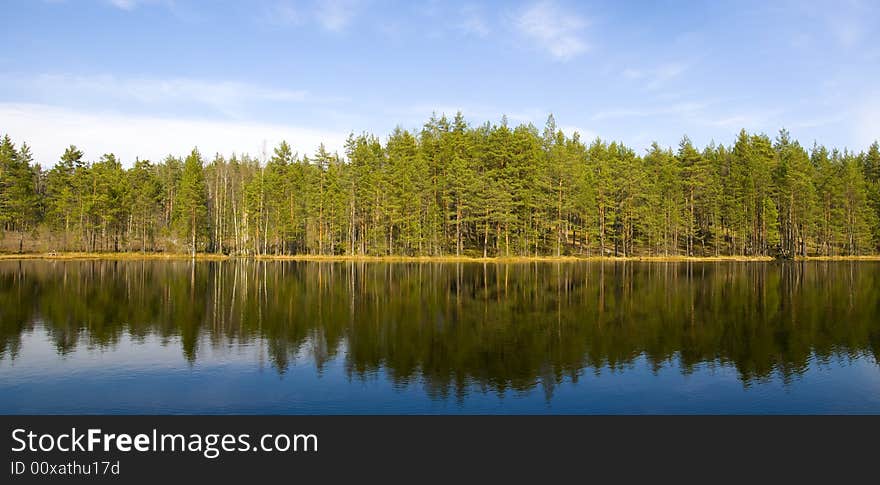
[264,141,295,254]
[88,153,128,251]
[861,141,880,250]
[444,112,475,256]
[677,136,701,256]
[45,145,83,250]
[588,138,615,256]
[812,144,838,255]
[642,143,676,255]
[840,152,875,254]
[0,137,39,252]
[128,158,162,252]
[176,148,208,257]
[509,123,543,255]
[773,129,815,258]
[698,142,725,255]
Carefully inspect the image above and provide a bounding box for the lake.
[1,259,879,414]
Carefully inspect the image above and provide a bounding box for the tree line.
[1,113,879,258]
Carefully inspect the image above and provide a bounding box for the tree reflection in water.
[1,260,879,400]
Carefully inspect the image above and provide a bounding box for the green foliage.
[128,158,162,252]
[861,141,880,250]
[45,146,82,245]
[0,118,878,257]
[175,148,208,255]
[0,136,39,249]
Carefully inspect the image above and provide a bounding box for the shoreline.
[1,252,879,262]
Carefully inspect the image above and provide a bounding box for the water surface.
[1,260,879,414]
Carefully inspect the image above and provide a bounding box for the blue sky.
[2,0,879,165]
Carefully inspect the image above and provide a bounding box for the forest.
[1,113,879,258]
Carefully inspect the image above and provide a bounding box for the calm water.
[1,260,879,414]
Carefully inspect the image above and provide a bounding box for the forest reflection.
[1,260,879,398]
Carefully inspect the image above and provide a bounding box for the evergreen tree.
[45,145,83,249]
[643,143,677,255]
[861,141,880,250]
[175,148,208,257]
[87,153,127,251]
[677,136,701,256]
[128,158,162,252]
[839,152,875,254]
[773,129,815,258]
[0,136,39,252]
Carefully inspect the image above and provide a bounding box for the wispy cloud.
[589,101,787,141]
[262,1,361,32]
[107,0,138,10]
[783,0,878,48]
[105,0,172,11]
[829,18,864,48]
[822,0,876,48]
[315,0,360,33]
[514,1,589,61]
[704,108,783,129]
[620,62,689,90]
[560,124,598,141]
[591,102,707,122]
[645,63,688,90]
[17,74,311,118]
[264,1,302,26]
[398,104,539,126]
[854,93,880,147]
[790,114,847,129]
[0,103,348,165]
[621,68,643,80]
[457,5,489,37]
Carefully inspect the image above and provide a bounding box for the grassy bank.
[799,255,880,261]
[0,252,230,261]
[0,252,789,262]
[3,252,880,262]
[251,254,779,263]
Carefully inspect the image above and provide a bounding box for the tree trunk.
[191,209,196,259]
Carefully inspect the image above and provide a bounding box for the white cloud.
[107,0,138,10]
[830,19,863,47]
[620,63,688,90]
[560,125,598,141]
[791,114,847,129]
[315,0,359,32]
[704,109,783,129]
[106,0,171,11]
[854,95,880,147]
[786,0,877,49]
[266,1,302,25]
[458,5,489,37]
[0,103,348,166]
[261,1,362,33]
[820,0,879,48]
[587,101,790,140]
[645,63,687,90]
[22,74,309,118]
[399,104,538,126]
[514,1,589,61]
[621,68,643,80]
[413,0,443,18]
[591,102,706,121]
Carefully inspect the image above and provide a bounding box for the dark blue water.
[1,260,879,414]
